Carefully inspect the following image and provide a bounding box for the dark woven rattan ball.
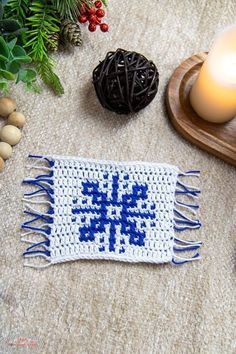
[92,49,159,115]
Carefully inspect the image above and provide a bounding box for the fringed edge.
[172,169,202,265]
[21,155,55,269]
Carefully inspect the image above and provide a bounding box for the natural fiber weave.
[93,49,159,114]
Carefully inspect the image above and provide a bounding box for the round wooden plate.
[166,52,236,167]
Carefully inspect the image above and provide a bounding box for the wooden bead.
[0,125,21,146]
[0,97,16,118]
[0,156,4,172]
[8,111,26,128]
[0,142,12,160]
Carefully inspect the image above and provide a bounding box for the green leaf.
[0,80,9,94]
[12,44,31,62]
[12,44,26,57]
[25,68,37,81]
[17,68,28,82]
[3,0,30,27]
[0,36,9,58]
[24,80,41,93]
[0,68,15,79]
[6,27,27,37]
[0,19,21,31]
[17,68,37,83]
[0,53,7,61]
[13,55,31,63]
[6,37,17,50]
[6,59,20,73]
[0,60,6,69]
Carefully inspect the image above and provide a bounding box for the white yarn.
[21,155,202,268]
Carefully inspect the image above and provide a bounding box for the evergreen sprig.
[24,0,63,95]
[1,0,109,95]
[52,0,92,20]
[52,0,79,21]
[25,1,60,61]
[36,57,64,95]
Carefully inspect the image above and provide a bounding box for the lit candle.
[190,25,236,123]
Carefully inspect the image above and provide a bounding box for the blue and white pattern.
[72,174,155,253]
[21,155,202,268]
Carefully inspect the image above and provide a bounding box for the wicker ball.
[93,49,159,115]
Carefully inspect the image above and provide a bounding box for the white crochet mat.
[21,155,202,268]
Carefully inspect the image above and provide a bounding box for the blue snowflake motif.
[72,174,155,254]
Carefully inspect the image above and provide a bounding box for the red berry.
[96,9,105,18]
[87,6,96,15]
[96,16,101,24]
[78,15,88,23]
[100,23,108,32]
[89,14,98,24]
[95,1,102,8]
[88,23,97,32]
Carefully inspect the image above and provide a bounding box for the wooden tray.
[166,52,236,166]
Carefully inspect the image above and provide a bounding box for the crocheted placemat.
[21,155,202,268]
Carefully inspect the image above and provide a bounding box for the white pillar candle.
[190,25,236,123]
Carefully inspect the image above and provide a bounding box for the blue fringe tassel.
[23,179,54,203]
[23,249,51,257]
[174,236,201,245]
[22,155,54,261]
[172,253,200,265]
[23,240,50,257]
[28,154,55,167]
[173,244,201,252]
[172,170,202,265]
[178,170,200,176]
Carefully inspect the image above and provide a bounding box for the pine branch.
[24,0,64,95]
[52,0,78,21]
[25,0,60,61]
[37,58,64,95]
[52,0,92,20]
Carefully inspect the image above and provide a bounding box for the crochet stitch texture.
[21,155,202,268]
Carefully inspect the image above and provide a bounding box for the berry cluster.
[78,1,109,33]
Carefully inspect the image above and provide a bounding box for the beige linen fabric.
[0,1,235,353]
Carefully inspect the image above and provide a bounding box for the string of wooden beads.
[0,97,26,173]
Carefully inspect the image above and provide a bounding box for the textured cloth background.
[0,1,235,353]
